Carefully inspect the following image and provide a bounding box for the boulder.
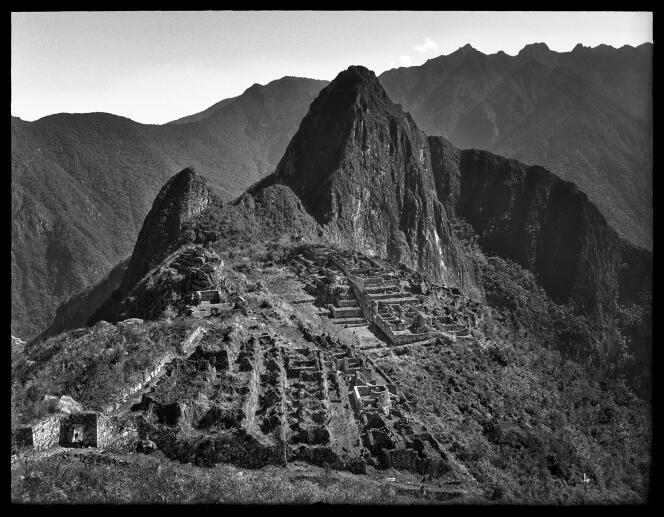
[41,394,84,414]
[57,395,85,414]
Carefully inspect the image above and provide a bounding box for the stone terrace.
[291,247,482,350]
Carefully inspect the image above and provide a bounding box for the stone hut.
[60,413,98,447]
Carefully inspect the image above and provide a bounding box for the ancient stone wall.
[240,339,264,437]
[103,352,176,413]
[31,415,64,451]
[179,326,207,354]
[97,415,140,451]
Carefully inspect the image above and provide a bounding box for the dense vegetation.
[11,318,198,426]
[11,77,326,340]
[11,452,433,504]
[450,216,650,396]
[370,218,651,503]
[377,337,650,503]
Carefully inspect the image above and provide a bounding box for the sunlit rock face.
[272,65,476,293]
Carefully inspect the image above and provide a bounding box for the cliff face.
[271,66,476,293]
[429,136,651,317]
[119,168,214,295]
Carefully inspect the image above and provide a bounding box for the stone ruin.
[13,411,139,452]
[293,252,366,329]
[172,246,250,319]
[292,247,482,347]
[171,246,224,292]
[12,246,469,482]
[95,319,451,477]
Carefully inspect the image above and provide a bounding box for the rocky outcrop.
[11,335,25,360]
[87,169,214,325]
[41,395,85,414]
[89,245,222,324]
[266,66,476,293]
[120,168,214,294]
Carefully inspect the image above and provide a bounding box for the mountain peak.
[269,65,473,289]
[518,42,554,59]
[273,65,403,199]
[517,42,557,66]
[322,65,388,106]
[518,42,551,55]
[118,168,213,294]
[172,166,199,182]
[338,65,377,81]
[450,43,481,57]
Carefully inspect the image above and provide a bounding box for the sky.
[11,11,653,125]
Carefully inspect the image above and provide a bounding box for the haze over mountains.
[12,43,652,341]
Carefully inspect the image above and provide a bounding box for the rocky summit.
[12,64,651,505]
[120,167,215,294]
[268,66,475,293]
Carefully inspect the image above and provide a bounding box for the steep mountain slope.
[264,66,476,292]
[429,138,650,318]
[88,164,323,327]
[12,77,327,339]
[119,168,214,294]
[252,66,648,321]
[35,259,129,343]
[379,43,652,250]
[87,168,221,325]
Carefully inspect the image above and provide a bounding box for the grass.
[12,318,200,425]
[11,452,429,504]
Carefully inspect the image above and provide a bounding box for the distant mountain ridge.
[379,42,652,250]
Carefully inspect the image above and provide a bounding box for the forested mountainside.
[11,77,326,339]
[13,44,651,341]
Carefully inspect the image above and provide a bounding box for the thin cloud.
[414,37,439,53]
[399,55,412,67]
